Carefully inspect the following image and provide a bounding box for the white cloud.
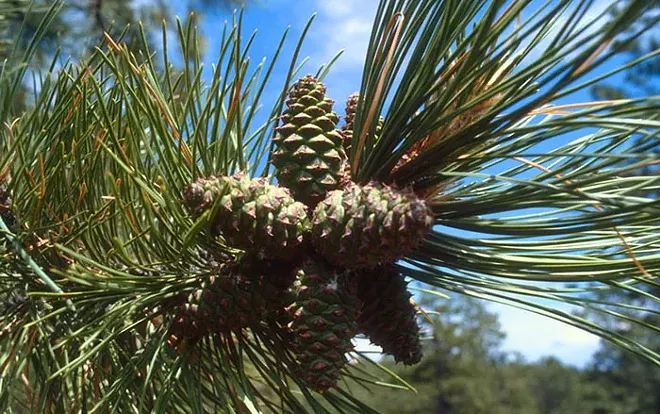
[353,337,383,358]
[311,0,378,72]
[315,0,357,18]
[310,1,616,72]
[491,302,600,367]
[299,0,379,113]
[307,0,619,109]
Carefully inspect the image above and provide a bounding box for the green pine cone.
[289,260,359,392]
[168,282,215,346]
[169,267,268,345]
[357,267,422,365]
[182,175,225,217]
[311,182,433,269]
[341,92,359,152]
[236,254,297,328]
[183,173,310,259]
[341,92,384,155]
[271,75,347,206]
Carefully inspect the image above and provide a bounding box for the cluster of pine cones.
[176,75,433,392]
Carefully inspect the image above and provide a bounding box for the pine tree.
[1,1,658,412]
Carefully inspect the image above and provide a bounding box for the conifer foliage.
[0,0,658,412]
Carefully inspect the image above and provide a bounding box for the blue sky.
[160,0,637,367]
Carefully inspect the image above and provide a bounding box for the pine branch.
[1,0,659,411]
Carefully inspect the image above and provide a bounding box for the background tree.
[351,294,645,414]
[579,283,660,414]
[1,0,245,114]
[4,0,247,57]
[583,5,660,412]
[592,1,659,100]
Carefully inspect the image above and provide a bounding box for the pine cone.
[169,270,267,345]
[183,173,310,259]
[312,182,433,269]
[341,92,359,152]
[271,75,347,206]
[357,267,422,365]
[289,260,359,392]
